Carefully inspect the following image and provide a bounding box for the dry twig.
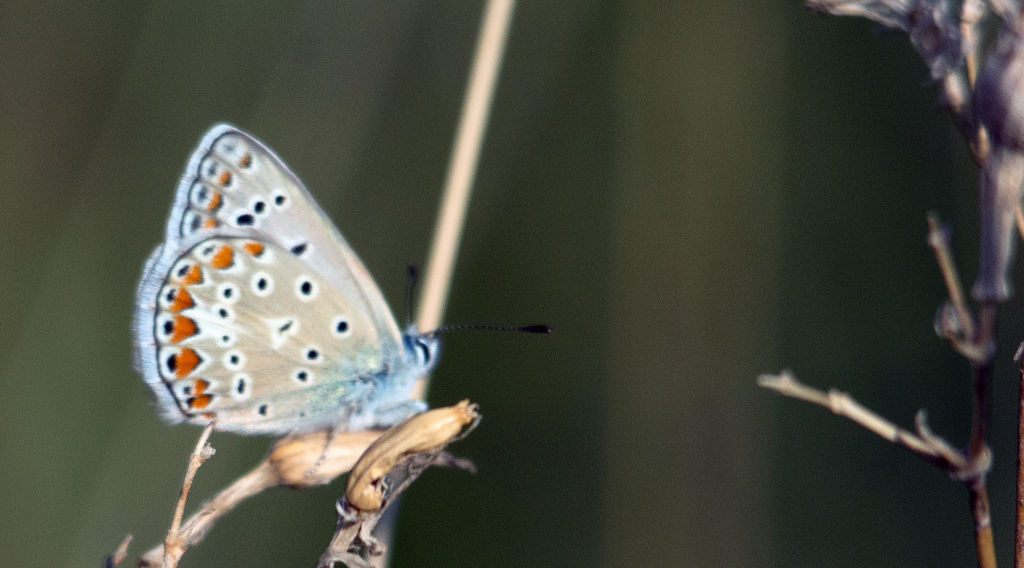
[134,428,384,566]
[758,372,989,478]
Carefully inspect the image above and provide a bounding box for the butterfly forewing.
[166,125,404,361]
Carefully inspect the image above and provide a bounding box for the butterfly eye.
[414,338,433,366]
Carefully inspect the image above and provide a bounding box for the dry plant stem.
[413,0,516,347]
[1016,342,1024,568]
[758,373,962,465]
[970,360,996,568]
[138,429,384,566]
[160,420,216,568]
[1015,205,1024,240]
[968,306,996,568]
[374,2,514,565]
[946,0,988,162]
[926,213,997,566]
[760,369,996,568]
[962,0,981,87]
[973,477,997,568]
[140,462,277,566]
[970,303,998,458]
[927,212,996,568]
[928,213,975,341]
[105,534,132,567]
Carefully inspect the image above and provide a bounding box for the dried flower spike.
[345,400,480,511]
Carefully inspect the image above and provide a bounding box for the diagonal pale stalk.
[376,1,516,566]
[411,0,517,375]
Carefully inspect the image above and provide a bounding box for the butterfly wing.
[134,125,411,434]
[166,124,404,352]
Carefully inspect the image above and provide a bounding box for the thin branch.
[966,300,997,568]
[956,0,989,162]
[1016,337,1024,568]
[160,419,216,568]
[137,429,384,566]
[1015,205,1024,241]
[972,477,997,568]
[758,372,982,474]
[969,303,998,457]
[927,211,998,568]
[760,370,995,568]
[104,534,132,568]
[928,213,978,349]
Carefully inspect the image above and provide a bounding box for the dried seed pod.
[345,400,480,511]
[269,429,384,489]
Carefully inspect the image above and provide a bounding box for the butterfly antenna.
[404,265,419,328]
[427,323,553,337]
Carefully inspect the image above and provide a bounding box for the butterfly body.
[133,124,436,435]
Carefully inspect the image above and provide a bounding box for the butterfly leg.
[367,399,428,429]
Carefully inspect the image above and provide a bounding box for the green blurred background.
[2,1,1020,566]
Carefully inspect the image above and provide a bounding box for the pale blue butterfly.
[133,124,435,435]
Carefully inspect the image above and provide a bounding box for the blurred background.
[2,1,1019,566]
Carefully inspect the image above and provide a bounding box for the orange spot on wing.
[170,315,198,343]
[239,153,252,168]
[217,170,232,187]
[192,378,209,395]
[210,245,234,269]
[167,287,194,312]
[206,190,222,211]
[242,241,264,256]
[202,217,218,229]
[174,348,201,378]
[179,264,202,285]
[188,394,212,409]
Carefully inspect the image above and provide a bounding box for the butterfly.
[133,124,436,435]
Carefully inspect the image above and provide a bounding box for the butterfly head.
[404,326,440,372]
